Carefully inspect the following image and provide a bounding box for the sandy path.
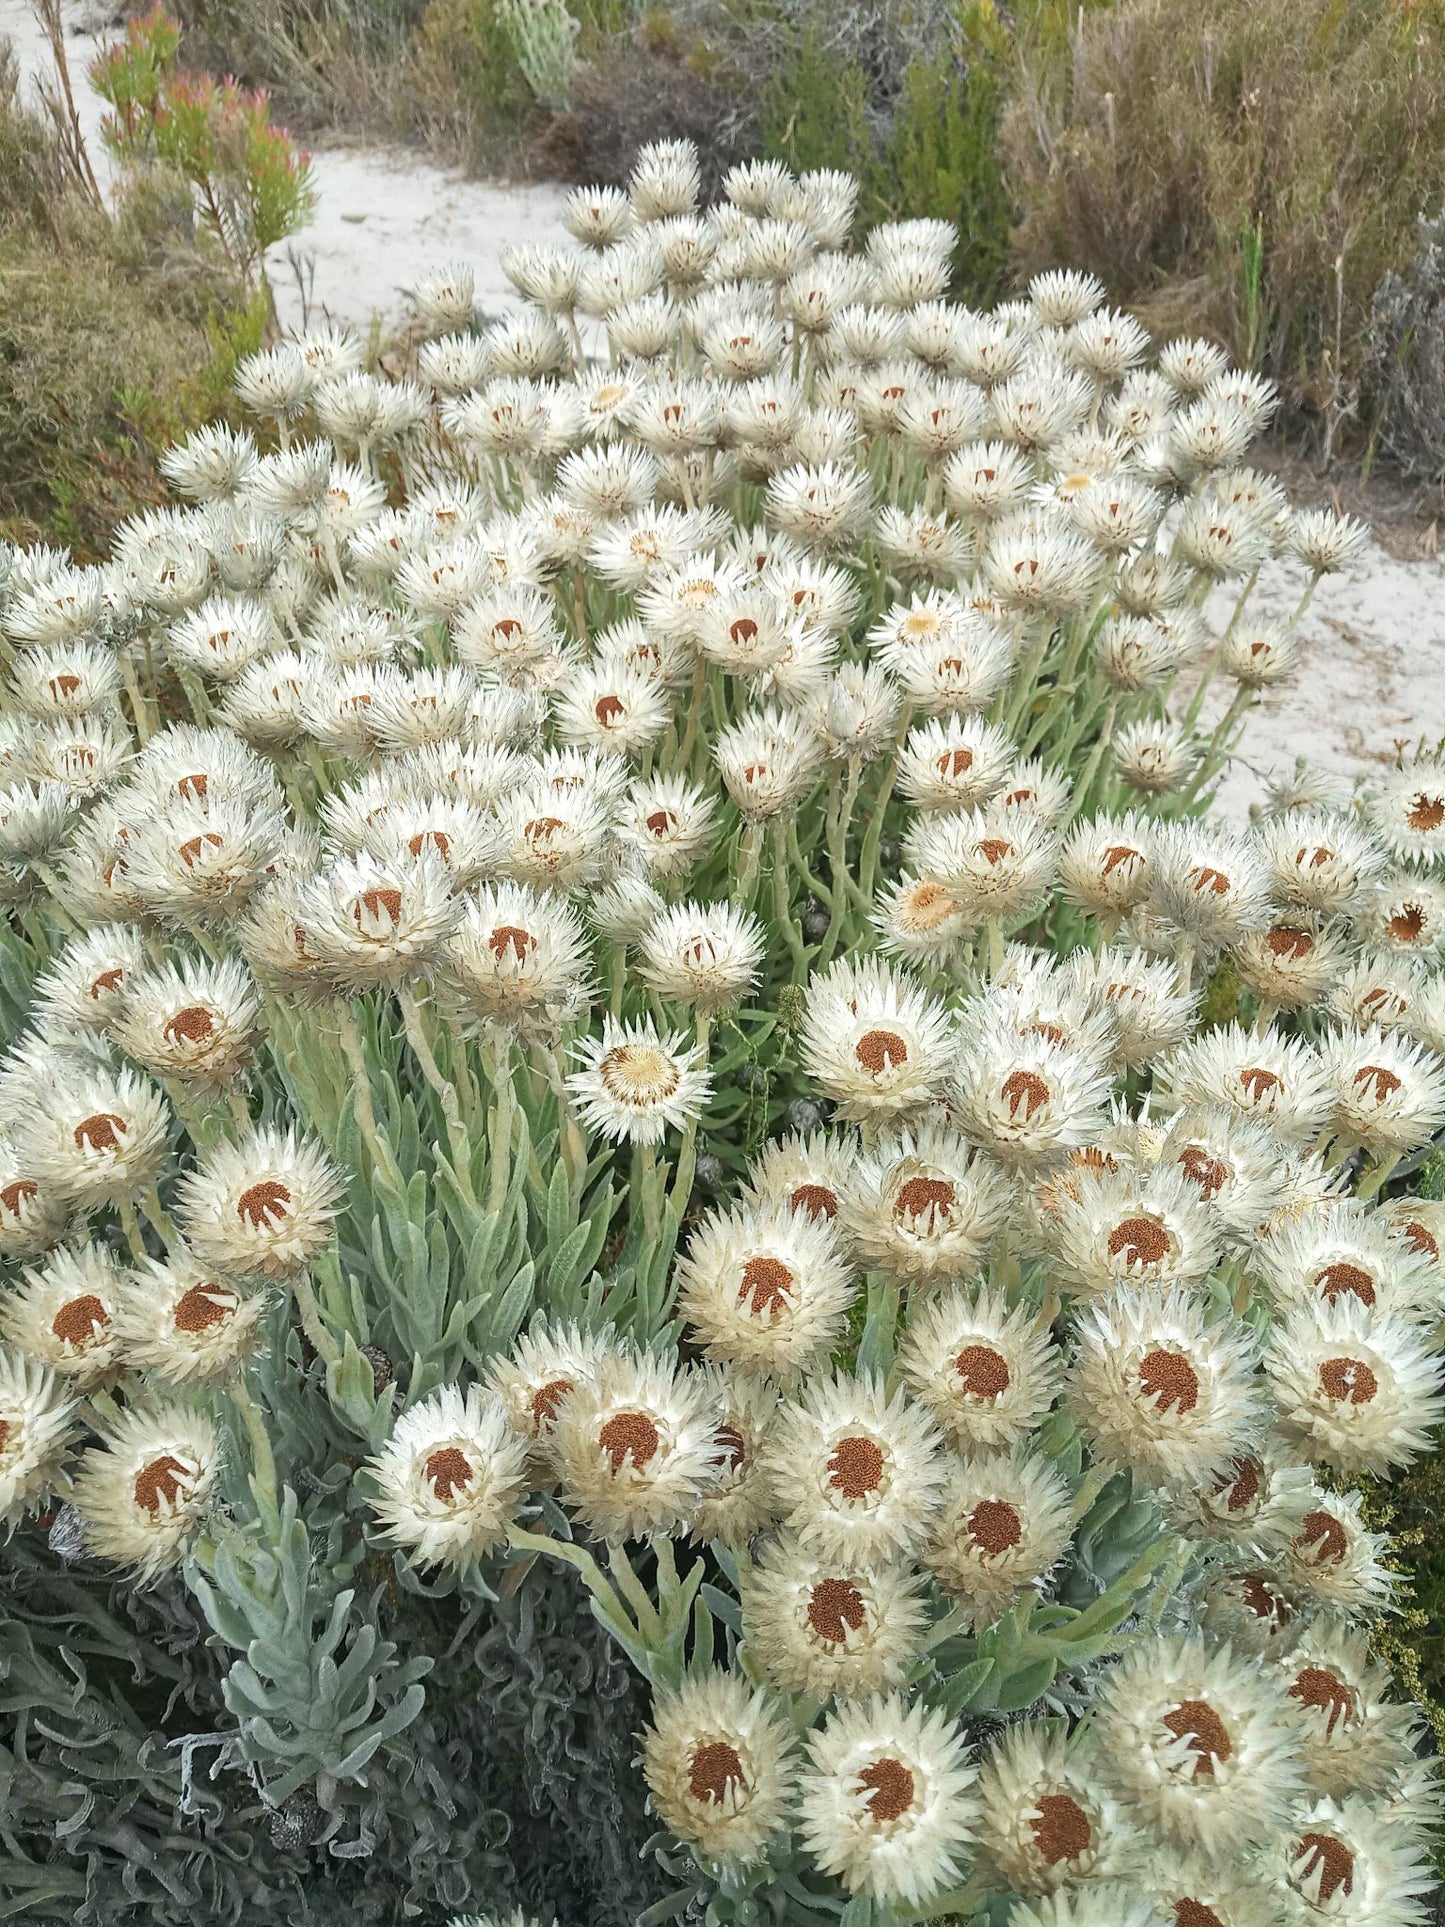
[4,3,1443,813]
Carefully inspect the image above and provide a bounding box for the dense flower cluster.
[1,138,1442,1927]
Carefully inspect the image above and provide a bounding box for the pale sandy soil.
[4,1,1443,818]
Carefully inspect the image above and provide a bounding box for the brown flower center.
[1265,926,1314,960]
[688,1740,744,1805]
[164,1004,215,1044]
[645,808,678,838]
[178,831,224,867]
[409,830,451,859]
[1174,1903,1224,1927]
[357,886,403,924]
[1162,1698,1232,1776]
[0,1177,38,1215]
[1388,903,1425,943]
[790,1182,838,1220]
[938,747,974,778]
[530,1378,572,1429]
[854,1028,908,1074]
[1107,1214,1172,1266]
[1314,1262,1375,1307]
[594,695,625,727]
[174,1284,231,1333]
[236,1179,292,1227]
[1238,1065,1282,1102]
[1213,1456,1260,1512]
[1290,1665,1355,1735]
[1030,1793,1092,1865]
[424,1445,474,1501]
[858,1756,915,1822]
[488,924,535,962]
[1296,1509,1348,1564]
[1318,1356,1379,1405]
[1001,1069,1050,1119]
[91,966,125,998]
[51,1294,109,1347]
[1297,1832,1354,1901]
[1405,791,1445,832]
[74,1112,125,1152]
[1190,865,1231,897]
[739,1255,794,1314]
[134,1453,188,1513]
[1402,1217,1439,1259]
[895,1175,955,1219]
[1352,1063,1402,1104]
[1239,1570,1294,1627]
[828,1434,885,1498]
[1138,1349,1200,1415]
[598,1410,659,1471]
[968,1498,1022,1555]
[977,837,1013,865]
[715,1424,746,1470]
[954,1343,1010,1399]
[1177,1145,1230,1198]
[1101,843,1142,876]
[807,1576,867,1641]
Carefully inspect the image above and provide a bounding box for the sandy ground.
[4,1,1443,817]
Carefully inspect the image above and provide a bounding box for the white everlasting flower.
[1152,1105,1287,1241]
[298,852,460,989]
[742,1535,929,1699]
[159,422,257,502]
[1356,870,1445,959]
[1265,1297,1445,1478]
[445,883,590,1033]
[741,1130,859,1228]
[924,1449,1075,1626]
[1150,823,1275,951]
[0,1242,128,1387]
[990,368,1093,454]
[1111,719,1200,796]
[897,715,1014,813]
[567,1018,710,1146]
[642,1670,798,1867]
[1066,1287,1265,1494]
[1275,1620,1424,1802]
[799,663,902,764]
[904,807,1060,928]
[1282,1486,1397,1620]
[109,956,262,1089]
[1039,1163,1223,1299]
[411,259,476,331]
[895,1284,1062,1450]
[1363,759,1445,869]
[975,1722,1137,1898]
[713,705,825,820]
[943,439,1036,522]
[1092,614,1190,692]
[0,779,76,864]
[176,1126,343,1281]
[798,1694,980,1908]
[799,957,956,1124]
[674,1201,856,1381]
[0,1134,70,1261]
[214,650,312,749]
[1325,954,1426,1036]
[1139,1850,1281,1927]
[553,663,671,759]
[1217,619,1302,689]
[563,184,635,250]
[874,504,974,585]
[551,1350,723,1544]
[688,1367,780,1548]
[636,900,764,1012]
[71,1400,219,1581]
[1230,917,1350,1012]
[766,461,874,552]
[839,1126,1010,1288]
[615,773,717,881]
[7,640,123,720]
[367,1384,529,1570]
[760,1372,948,1570]
[1156,1023,1332,1141]
[117,1251,266,1385]
[1379,1196,1445,1290]
[486,1320,621,1459]
[362,793,500,890]
[1317,1025,1445,1156]
[952,1033,1111,1169]
[982,512,1103,616]
[1091,1632,1306,1857]
[1288,508,1370,576]
[124,795,287,924]
[12,1066,170,1209]
[0,1347,75,1526]
[1277,1796,1436,1926]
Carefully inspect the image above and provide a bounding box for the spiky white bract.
[642,1670,798,1866]
[674,1201,856,1381]
[366,1385,529,1571]
[1136,1849,1283,1927]
[551,1350,723,1544]
[0,1347,75,1526]
[70,1400,219,1581]
[798,1693,980,1906]
[175,1126,343,1280]
[742,1534,929,1699]
[1363,759,1445,869]
[760,1372,948,1570]
[1038,1162,1222,1299]
[1091,1632,1306,1858]
[566,1017,711,1145]
[687,1367,779,1548]
[1264,1297,1445,1478]
[975,1720,1138,1897]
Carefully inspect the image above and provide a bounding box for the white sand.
[5,0,1444,812]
